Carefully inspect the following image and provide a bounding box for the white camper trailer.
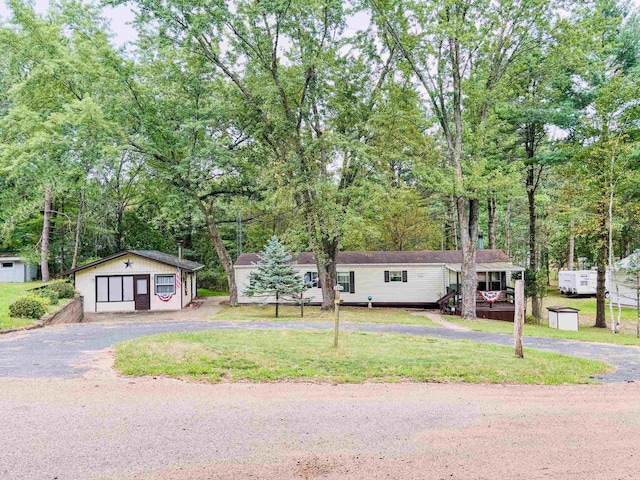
[558,270,599,296]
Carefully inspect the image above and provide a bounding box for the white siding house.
[64,250,203,313]
[0,256,38,283]
[235,250,523,307]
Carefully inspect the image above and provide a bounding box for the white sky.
[0,0,138,46]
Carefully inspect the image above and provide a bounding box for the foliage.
[37,288,59,305]
[9,296,46,319]
[48,281,75,299]
[243,237,306,317]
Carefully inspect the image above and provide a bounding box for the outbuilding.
[0,254,38,283]
[64,250,203,313]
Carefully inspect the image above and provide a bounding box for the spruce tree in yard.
[243,237,306,318]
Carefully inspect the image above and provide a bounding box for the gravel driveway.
[1,314,639,382]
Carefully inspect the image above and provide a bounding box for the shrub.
[9,296,46,319]
[48,281,75,299]
[38,288,59,305]
[525,314,537,325]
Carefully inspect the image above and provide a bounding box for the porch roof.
[446,262,525,273]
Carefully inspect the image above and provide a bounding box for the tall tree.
[370,0,557,317]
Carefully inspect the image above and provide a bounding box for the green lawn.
[210,304,439,327]
[446,314,640,346]
[115,330,611,385]
[0,282,44,330]
[539,287,640,327]
[197,288,229,297]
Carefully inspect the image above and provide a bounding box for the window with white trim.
[304,272,319,288]
[389,271,403,282]
[155,274,176,295]
[96,276,134,302]
[337,272,350,292]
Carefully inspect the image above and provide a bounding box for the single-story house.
[0,254,38,283]
[234,249,524,308]
[64,250,203,313]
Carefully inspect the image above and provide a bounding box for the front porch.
[438,261,525,322]
[438,288,517,322]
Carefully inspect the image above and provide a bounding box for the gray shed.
[0,255,38,283]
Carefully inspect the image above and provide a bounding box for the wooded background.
[1,0,639,321]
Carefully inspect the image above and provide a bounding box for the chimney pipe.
[178,241,183,260]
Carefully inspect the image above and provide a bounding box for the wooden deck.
[475,302,515,322]
[452,300,516,322]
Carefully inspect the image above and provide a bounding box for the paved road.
[1,319,640,382]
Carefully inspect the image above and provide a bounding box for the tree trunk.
[41,186,52,282]
[595,200,607,328]
[200,203,239,307]
[568,224,575,271]
[458,197,478,319]
[487,196,497,250]
[71,190,84,270]
[527,165,542,321]
[316,236,338,310]
[275,291,279,318]
[450,195,459,250]
[504,202,511,257]
[608,174,617,333]
[514,279,525,358]
[636,279,639,338]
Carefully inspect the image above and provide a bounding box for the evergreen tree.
[244,237,306,318]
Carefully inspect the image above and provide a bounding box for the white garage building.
[235,249,522,307]
[0,255,38,283]
[65,250,203,313]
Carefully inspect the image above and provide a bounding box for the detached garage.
[64,250,203,313]
[0,255,37,283]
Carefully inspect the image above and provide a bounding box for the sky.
[0,0,139,47]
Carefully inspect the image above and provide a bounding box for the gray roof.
[235,249,513,267]
[63,250,204,275]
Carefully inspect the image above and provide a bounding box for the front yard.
[0,282,45,330]
[210,304,440,327]
[115,330,611,385]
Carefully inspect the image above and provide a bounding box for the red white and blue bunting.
[480,291,501,303]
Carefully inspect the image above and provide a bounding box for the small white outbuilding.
[0,255,38,283]
[65,250,203,313]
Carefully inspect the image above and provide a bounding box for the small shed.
[0,255,38,283]
[547,306,580,331]
[64,250,204,313]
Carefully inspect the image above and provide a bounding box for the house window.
[96,276,134,302]
[155,274,176,295]
[337,272,350,293]
[389,271,403,282]
[489,272,503,291]
[1,262,13,268]
[304,272,320,288]
[384,270,408,283]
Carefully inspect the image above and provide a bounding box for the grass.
[114,330,611,385]
[197,288,229,297]
[444,287,640,346]
[210,304,440,327]
[0,282,46,330]
[445,315,640,346]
